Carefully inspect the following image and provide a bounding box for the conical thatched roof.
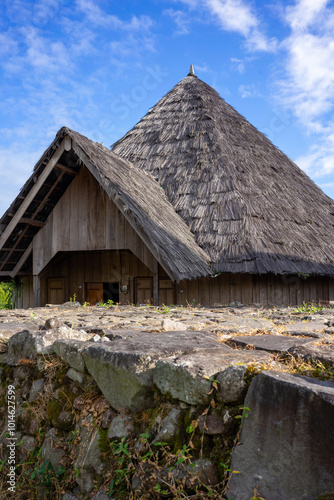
[112,72,334,276]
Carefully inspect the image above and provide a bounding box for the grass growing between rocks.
[293,302,334,314]
[241,355,334,388]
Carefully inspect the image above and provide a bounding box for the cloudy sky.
[0,0,334,216]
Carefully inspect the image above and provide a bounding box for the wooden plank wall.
[176,274,334,307]
[33,167,156,276]
[39,250,153,306]
[21,267,334,308]
[17,276,33,309]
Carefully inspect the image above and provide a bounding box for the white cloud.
[275,0,334,177]
[0,32,18,56]
[177,0,277,51]
[281,32,334,126]
[238,84,261,98]
[164,8,191,35]
[285,0,329,31]
[294,137,334,178]
[75,0,153,31]
[231,58,245,73]
[205,0,257,36]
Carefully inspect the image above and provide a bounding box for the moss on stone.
[97,428,110,457]
[47,400,62,421]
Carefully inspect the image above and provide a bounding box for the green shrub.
[0,281,13,309]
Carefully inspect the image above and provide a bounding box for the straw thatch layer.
[112,74,334,276]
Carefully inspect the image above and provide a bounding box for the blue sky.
[1,0,334,217]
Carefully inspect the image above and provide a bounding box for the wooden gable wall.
[33,166,158,276]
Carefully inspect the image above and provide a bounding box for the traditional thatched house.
[1,66,334,307]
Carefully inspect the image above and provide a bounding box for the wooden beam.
[55,163,78,176]
[10,243,33,278]
[0,139,66,250]
[0,272,10,277]
[64,136,72,151]
[1,248,27,252]
[19,218,45,227]
[33,275,40,307]
[153,260,159,306]
[0,226,29,272]
[43,183,63,190]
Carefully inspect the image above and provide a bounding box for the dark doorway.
[103,282,119,303]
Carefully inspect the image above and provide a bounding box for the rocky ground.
[1,302,334,366]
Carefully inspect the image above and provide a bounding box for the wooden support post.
[33,275,40,307]
[153,260,159,306]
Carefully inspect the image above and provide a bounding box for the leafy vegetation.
[293,301,333,314]
[0,281,13,309]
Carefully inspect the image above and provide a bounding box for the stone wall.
[0,304,334,499]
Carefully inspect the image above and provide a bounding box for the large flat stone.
[53,340,90,373]
[81,330,225,411]
[0,322,38,340]
[228,371,334,500]
[288,344,334,367]
[7,328,91,365]
[228,334,314,354]
[217,317,276,333]
[153,349,273,405]
[284,321,328,338]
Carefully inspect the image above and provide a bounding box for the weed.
[69,293,77,304]
[235,406,251,421]
[97,299,115,307]
[293,301,325,314]
[157,303,171,314]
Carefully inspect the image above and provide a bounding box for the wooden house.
[1,67,334,307]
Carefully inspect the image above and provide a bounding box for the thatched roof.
[112,72,334,276]
[0,127,210,281]
[1,70,334,281]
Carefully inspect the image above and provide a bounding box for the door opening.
[103,282,119,304]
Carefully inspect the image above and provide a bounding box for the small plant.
[235,406,251,421]
[160,303,171,314]
[97,299,115,307]
[30,459,66,487]
[69,293,77,305]
[293,301,324,314]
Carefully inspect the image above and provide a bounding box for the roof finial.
[188,64,195,76]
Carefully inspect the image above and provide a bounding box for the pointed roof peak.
[188,64,195,76]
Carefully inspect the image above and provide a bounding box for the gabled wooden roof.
[112,73,334,276]
[0,127,211,282]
